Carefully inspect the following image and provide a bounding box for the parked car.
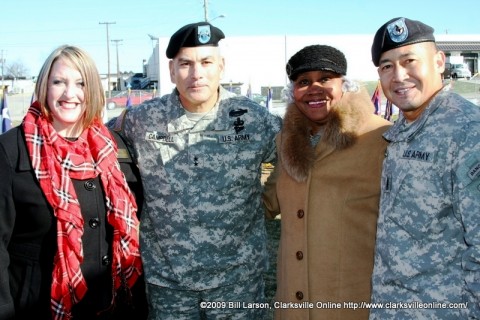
[444,62,471,80]
[106,90,154,110]
[250,93,267,106]
[130,73,146,89]
[450,63,471,79]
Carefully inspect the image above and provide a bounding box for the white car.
[450,63,471,79]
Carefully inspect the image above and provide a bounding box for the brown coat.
[264,88,391,320]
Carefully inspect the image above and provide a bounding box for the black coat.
[0,127,147,320]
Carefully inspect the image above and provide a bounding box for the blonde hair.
[35,45,105,130]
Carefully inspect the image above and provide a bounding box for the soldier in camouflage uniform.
[112,22,281,319]
[369,17,480,319]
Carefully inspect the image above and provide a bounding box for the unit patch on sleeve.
[468,161,480,180]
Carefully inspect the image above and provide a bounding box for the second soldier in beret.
[110,22,282,319]
[263,44,391,320]
[369,17,480,319]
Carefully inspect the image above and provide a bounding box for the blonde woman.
[0,45,147,319]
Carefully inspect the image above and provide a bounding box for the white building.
[145,34,480,97]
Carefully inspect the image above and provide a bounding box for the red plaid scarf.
[23,102,142,319]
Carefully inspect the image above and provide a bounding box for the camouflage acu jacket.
[370,90,480,319]
[116,87,281,290]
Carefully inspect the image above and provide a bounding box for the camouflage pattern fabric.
[370,91,480,319]
[118,86,281,296]
[145,274,267,319]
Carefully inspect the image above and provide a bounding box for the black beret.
[371,17,435,66]
[166,22,225,59]
[286,45,347,81]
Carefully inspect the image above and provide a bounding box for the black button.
[296,251,303,260]
[102,255,110,266]
[296,291,303,300]
[84,180,96,191]
[297,209,304,218]
[89,218,100,229]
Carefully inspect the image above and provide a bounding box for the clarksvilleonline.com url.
[200,301,468,310]
[274,301,468,310]
[367,301,468,309]
[342,301,468,310]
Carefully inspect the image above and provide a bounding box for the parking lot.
[5,78,480,126]
[6,93,287,125]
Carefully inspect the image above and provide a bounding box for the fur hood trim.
[280,88,373,182]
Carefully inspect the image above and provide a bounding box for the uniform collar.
[167,87,236,133]
[383,90,446,143]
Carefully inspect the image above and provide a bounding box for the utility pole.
[99,21,116,98]
[111,39,123,91]
[204,0,208,22]
[0,50,5,89]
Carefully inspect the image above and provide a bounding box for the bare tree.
[6,60,29,79]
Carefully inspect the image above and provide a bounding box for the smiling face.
[47,57,86,137]
[292,70,344,125]
[169,46,224,113]
[377,42,445,122]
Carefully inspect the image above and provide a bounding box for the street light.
[209,14,226,23]
[148,34,159,47]
[203,0,226,22]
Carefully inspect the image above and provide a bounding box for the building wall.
[148,34,480,97]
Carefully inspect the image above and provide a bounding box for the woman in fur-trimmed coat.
[263,45,391,320]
